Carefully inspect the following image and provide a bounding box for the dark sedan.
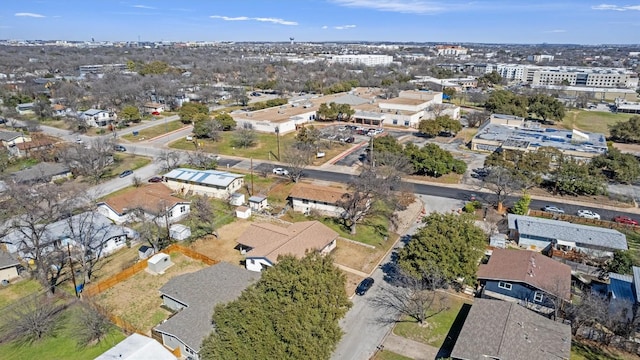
[355,277,375,296]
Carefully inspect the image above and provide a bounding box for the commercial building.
[328,54,394,67]
[471,114,608,160]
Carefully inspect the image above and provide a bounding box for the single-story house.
[80,109,115,127]
[248,195,268,211]
[143,102,165,114]
[0,250,21,282]
[154,262,260,360]
[477,248,571,315]
[10,162,72,185]
[288,182,347,217]
[97,183,191,225]
[450,298,571,360]
[10,137,56,158]
[0,130,31,149]
[236,206,251,219]
[162,168,244,199]
[96,333,177,360]
[236,221,338,272]
[2,211,132,260]
[51,104,68,117]
[507,214,628,258]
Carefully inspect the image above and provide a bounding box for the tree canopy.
[404,143,467,177]
[316,102,355,122]
[590,147,640,184]
[484,90,529,117]
[417,115,462,137]
[609,116,640,144]
[178,102,209,124]
[397,212,486,285]
[200,253,351,360]
[214,113,237,131]
[528,93,565,123]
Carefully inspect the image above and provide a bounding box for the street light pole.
[275,126,280,161]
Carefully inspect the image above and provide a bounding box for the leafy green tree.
[193,119,222,140]
[442,87,456,99]
[477,71,502,88]
[179,102,209,124]
[551,155,607,196]
[397,212,486,285]
[606,250,636,275]
[200,253,351,360]
[590,147,640,184]
[609,116,640,144]
[372,135,403,154]
[417,115,462,137]
[511,193,531,215]
[528,93,565,123]
[316,102,355,121]
[484,90,528,117]
[295,125,321,146]
[215,113,236,131]
[119,105,141,124]
[404,143,466,177]
[138,60,172,75]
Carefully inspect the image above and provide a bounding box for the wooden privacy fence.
[528,209,640,232]
[83,243,219,297]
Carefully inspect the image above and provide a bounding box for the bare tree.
[156,150,182,172]
[59,138,115,184]
[1,294,64,343]
[4,183,78,293]
[186,149,218,169]
[370,267,449,325]
[282,146,312,183]
[466,111,489,128]
[231,122,257,148]
[74,300,113,347]
[188,195,217,238]
[481,166,522,213]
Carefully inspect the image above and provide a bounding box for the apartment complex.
[494,64,638,88]
[328,54,393,66]
[435,45,468,57]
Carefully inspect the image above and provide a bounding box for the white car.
[577,209,600,219]
[542,205,565,214]
[272,167,289,176]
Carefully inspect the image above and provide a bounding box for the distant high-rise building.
[329,54,393,66]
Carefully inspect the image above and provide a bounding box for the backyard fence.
[528,209,639,232]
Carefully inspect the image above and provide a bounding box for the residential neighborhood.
[1,7,640,360]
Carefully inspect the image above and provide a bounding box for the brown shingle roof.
[477,248,571,300]
[15,138,54,150]
[288,183,347,204]
[451,298,571,360]
[237,221,338,263]
[99,183,189,215]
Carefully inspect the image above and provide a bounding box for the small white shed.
[147,253,172,274]
[169,224,191,241]
[249,195,268,211]
[229,193,245,206]
[138,245,154,260]
[236,206,251,219]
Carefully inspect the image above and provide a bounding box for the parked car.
[151,111,161,116]
[75,137,84,144]
[345,136,355,143]
[542,205,565,214]
[119,170,133,178]
[148,176,163,183]
[272,167,289,176]
[113,145,126,152]
[614,216,639,226]
[355,277,375,296]
[577,209,600,219]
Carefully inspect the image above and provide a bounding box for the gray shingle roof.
[451,298,571,360]
[154,262,260,352]
[11,162,70,184]
[0,130,24,142]
[0,250,20,270]
[508,214,628,251]
[163,168,243,188]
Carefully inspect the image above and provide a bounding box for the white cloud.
[210,15,250,21]
[592,4,640,11]
[330,0,444,14]
[254,17,298,25]
[544,29,566,33]
[15,12,46,18]
[322,25,328,29]
[335,24,357,30]
[210,15,297,25]
[132,5,156,9]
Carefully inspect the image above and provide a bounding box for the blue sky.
[1,0,639,44]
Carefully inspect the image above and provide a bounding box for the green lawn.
[393,294,472,349]
[562,110,632,135]
[373,350,413,360]
[571,340,637,360]
[170,131,297,160]
[0,303,125,360]
[107,154,152,177]
[0,280,42,309]
[121,120,185,141]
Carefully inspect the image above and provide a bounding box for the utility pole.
[275,127,281,161]
[67,243,79,298]
[250,157,254,195]
[370,136,375,168]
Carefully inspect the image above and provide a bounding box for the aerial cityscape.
[1,1,640,360]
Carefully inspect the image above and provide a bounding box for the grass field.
[393,293,472,349]
[0,279,42,309]
[107,153,152,178]
[121,120,185,141]
[372,350,413,360]
[571,339,639,360]
[562,110,632,136]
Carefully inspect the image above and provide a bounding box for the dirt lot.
[333,239,385,274]
[188,219,252,265]
[343,270,365,296]
[94,252,207,333]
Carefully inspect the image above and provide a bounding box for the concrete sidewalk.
[382,333,440,360]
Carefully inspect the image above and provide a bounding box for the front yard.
[121,120,186,141]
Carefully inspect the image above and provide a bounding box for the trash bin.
[133,131,139,136]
